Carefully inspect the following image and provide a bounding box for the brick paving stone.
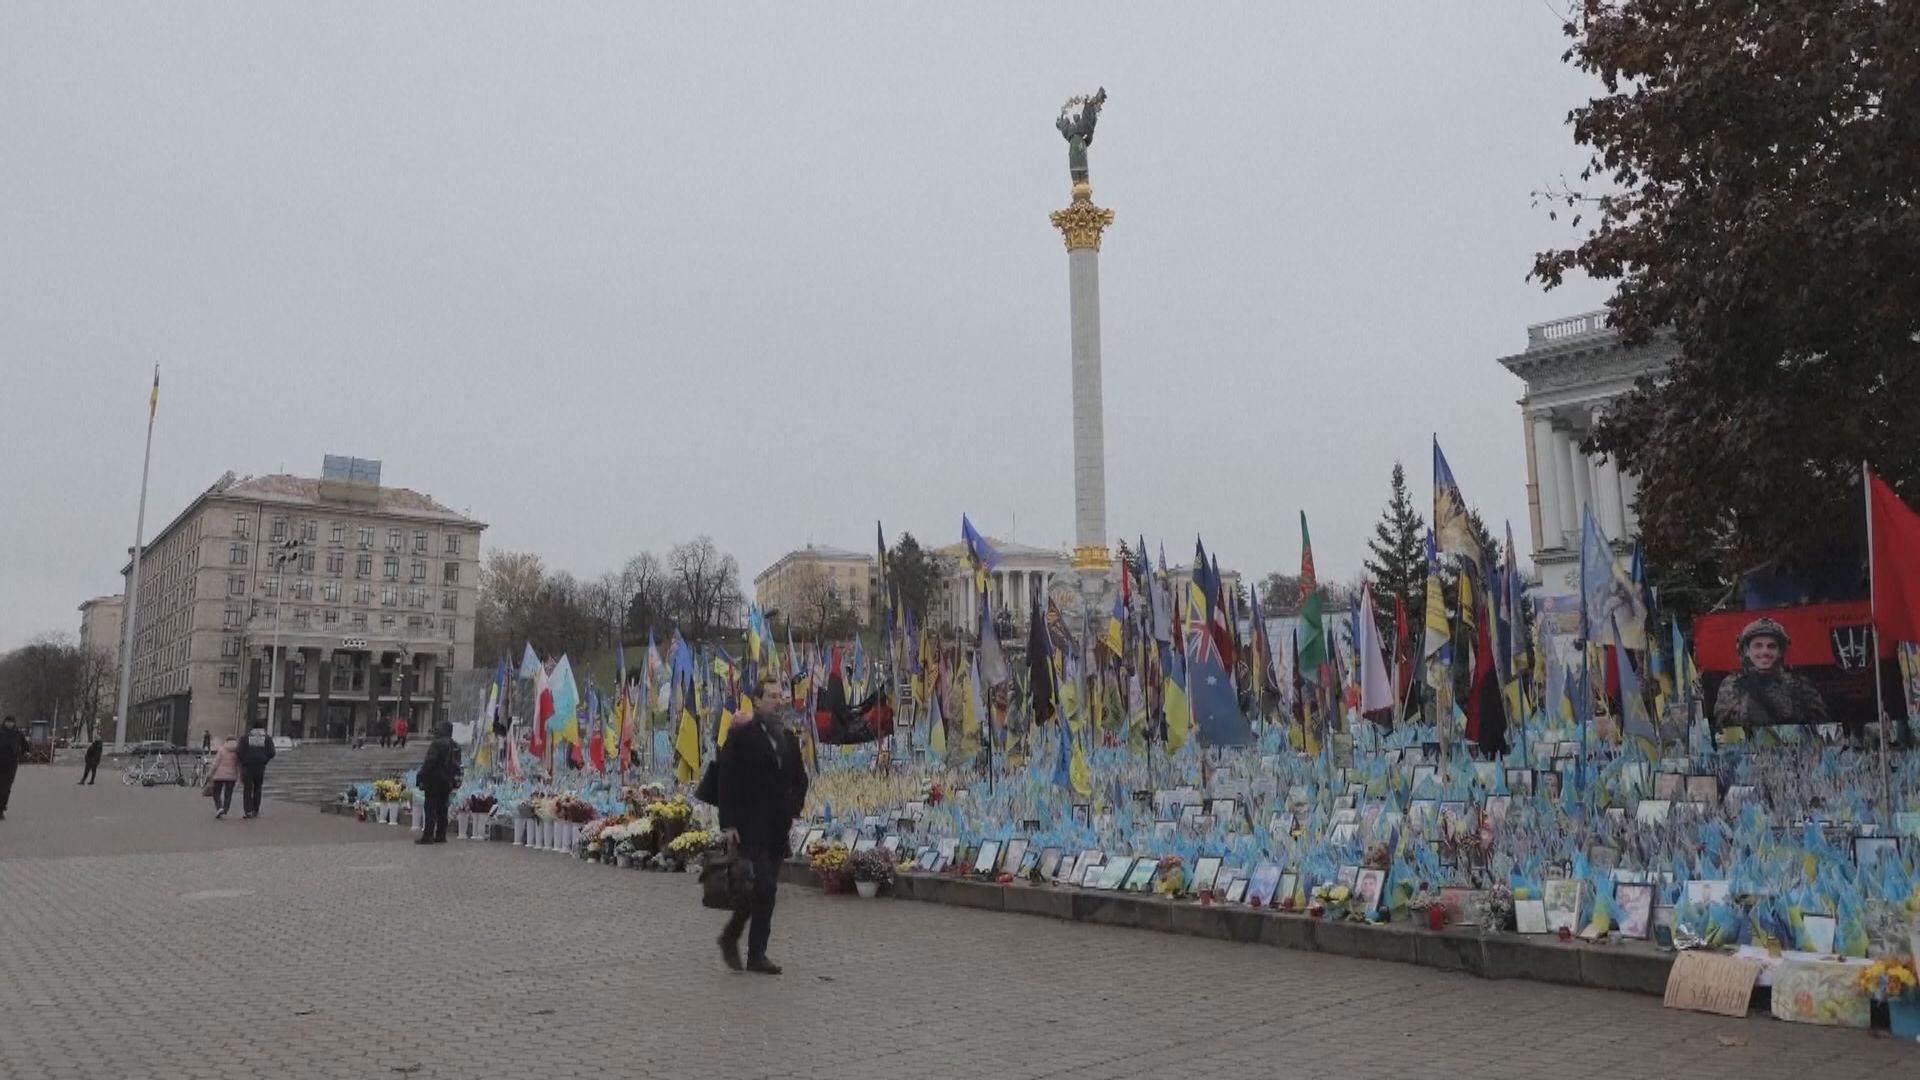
[1,766,1914,1079]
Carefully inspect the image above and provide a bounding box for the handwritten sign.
[1663,953,1762,1017]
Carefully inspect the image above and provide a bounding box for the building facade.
[1497,310,1676,602]
[754,545,875,632]
[932,539,1072,637]
[78,594,125,660]
[119,459,485,744]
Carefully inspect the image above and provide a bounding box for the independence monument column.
[1050,88,1115,598]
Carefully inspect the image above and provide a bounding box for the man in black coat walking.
[78,738,103,784]
[715,676,808,975]
[415,720,459,845]
[236,720,276,819]
[0,716,28,820]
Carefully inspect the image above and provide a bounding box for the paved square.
[0,764,1910,1079]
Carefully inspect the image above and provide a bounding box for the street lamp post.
[264,538,303,738]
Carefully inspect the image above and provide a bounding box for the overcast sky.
[0,2,1611,651]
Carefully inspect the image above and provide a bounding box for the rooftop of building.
[78,594,126,610]
[216,473,480,525]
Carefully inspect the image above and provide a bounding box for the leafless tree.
[666,536,743,640]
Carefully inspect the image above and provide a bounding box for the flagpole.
[1865,461,1894,821]
[114,367,158,750]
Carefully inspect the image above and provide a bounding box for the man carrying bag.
[708,675,808,975]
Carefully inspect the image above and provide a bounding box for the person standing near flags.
[415,720,459,845]
[715,675,808,975]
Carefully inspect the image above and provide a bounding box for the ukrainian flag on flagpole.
[148,366,159,421]
[673,673,700,782]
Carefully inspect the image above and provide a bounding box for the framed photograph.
[896,817,917,834]
[1189,855,1224,896]
[952,844,974,872]
[1408,799,1438,828]
[1684,879,1731,908]
[1209,798,1235,820]
[853,835,881,856]
[904,800,926,820]
[800,827,826,853]
[1333,794,1357,812]
[1096,857,1134,891]
[1483,794,1513,823]
[916,849,939,871]
[880,835,901,853]
[1223,876,1249,905]
[1611,881,1654,940]
[1092,812,1113,833]
[1015,848,1039,877]
[1276,871,1299,908]
[1505,767,1534,795]
[1514,898,1549,934]
[1353,868,1386,915]
[1194,815,1217,831]
[1635,799,1672,826]
[1038,847,1064,880]
[1653,772,1686,800]
[839,828,859,849]
[1439,801,1469,830]
[1179,804,1202,826]
[1077,857,1106,887]
[1802,912,1837,954]
[1052,854,1077,884]
[1685,775,1720,805]
[1587,844,1620,873]
[1411,764,1439,790]
[1420,741,1442,762]
[1122,858,1158,893]
[1892,812,1920,840]
[1604,806,1628,827]
[1347,782,1367,799]
[1133,788,1155,805]
[1247,864,1281,908]
[1021,818,1043,834]
[1725,784,1759,811]
[1556,740,1579,758]
[1153,819,1177,841]
[1336,864,1360,890]
[974,840,1003,875]
[1071,803,1091,828]
[1541,771,1564,800]
[1543,879,1583,934]
[1855,835,1903,872]
[1001,839,1030,875]
[1329,822,1360,847]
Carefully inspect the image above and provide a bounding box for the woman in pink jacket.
[207,737,241,819]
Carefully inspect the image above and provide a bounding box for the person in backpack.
[714,675,809,975]
[236,720,276,819]
[415,720,459,845]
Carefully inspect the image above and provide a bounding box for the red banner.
[1693,602,1890,674]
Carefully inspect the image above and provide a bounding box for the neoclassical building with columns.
[1498,310,1677,602]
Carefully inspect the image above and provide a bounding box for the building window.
[411,560,426,582]
[413,532,428,554]
[271,519,288,541]
[408,614,423,631]
[219,668,239,690]
[224,606,242,628]
[383,556,400,580]
[293,579,313,600]
[323,608,339,627]
[265,578,279,598]
[352,612,368,630]
[228,575,246,596]
[386,529,402,552]
[443,563,459,585]
[441,591,457,611]
[357,526,373,548]
[299,551,315,573]
[321,581,340,602]
[409,588,426,609]
[234,515,251,539]
[326,552,344,575]
[228,543,249,565]
[293,608,310,628]
[356,553,372,578]
[331,523,345,544]
[302,520,317,542]
[382,587,398,607]
[381,614,396,631]
[222,635,241,657]
[447,621,457,641]
[353,584,371,605]
[444,534,462,555]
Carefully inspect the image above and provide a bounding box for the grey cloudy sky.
[0,2,1610,651]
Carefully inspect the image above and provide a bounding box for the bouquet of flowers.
[371,779,407,803]
[809,842,851,890]
[622,783,667,814]
[646,797,694,824]
[464,793,497,815]
[849,846,895,885]
[551,794,597,824]
[1154,856,1185,897]
[668,829,718,857]
[1471,884,1515,932]
[1310,882,1352,919]
[1857,958,1918,1002]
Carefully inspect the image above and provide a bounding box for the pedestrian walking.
[714,676,808,975]
[206,736,241,818]
[78,737,103,784]
[414,720,458,845]
[394,715,409,749]
[201,729,212,753]
[0,715,28,821]
[236,721,276,819]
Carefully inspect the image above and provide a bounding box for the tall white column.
[1530,414,1564,549]
[1550,425,1580,539]
[1052,162,1117,605]
[1568,433,1594,531]
[1589,406,1625,537]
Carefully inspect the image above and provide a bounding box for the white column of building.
[1589,406,1626,537]
[1530,413,1565,549]
[1568,430,1594,529]
[1550,423,1580,539]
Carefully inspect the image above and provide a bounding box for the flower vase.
[381,802,396,826]
[541,821,555,850]
[512,818,527,846]
[1890,996,1920,1040]
[855,880,880,899]
[454,811,469,838]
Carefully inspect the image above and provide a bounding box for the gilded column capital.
[1050,185,1115,252]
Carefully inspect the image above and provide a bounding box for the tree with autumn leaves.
[1534,1,1918,614]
